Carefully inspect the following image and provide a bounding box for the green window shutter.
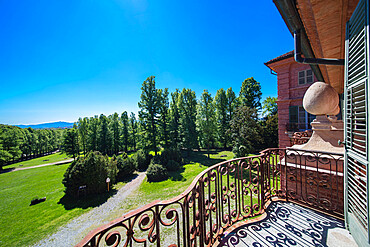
[344,0,370,245]
[289,106,298,123]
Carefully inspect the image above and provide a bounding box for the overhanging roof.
[273,0,359,94]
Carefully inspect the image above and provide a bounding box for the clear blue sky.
[0,0,292,125]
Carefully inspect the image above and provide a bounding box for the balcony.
[76,148,354,247]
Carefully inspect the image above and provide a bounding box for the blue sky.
[0,0,292,125]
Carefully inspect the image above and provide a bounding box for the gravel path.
[33,172,146,247]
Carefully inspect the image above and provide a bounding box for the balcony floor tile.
[219,201,357,247]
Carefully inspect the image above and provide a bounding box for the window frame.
[298,69,313,85]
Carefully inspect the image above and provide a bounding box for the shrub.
[62,151,114,197]
[151,155,162,165]
[160,149,182,166]
[165,160,180,171]
[146,162,168,182]
[133,150,152,171]
[116,156,135,179]
[121,152,128,159]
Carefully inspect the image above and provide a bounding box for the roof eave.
[273,0,324,82]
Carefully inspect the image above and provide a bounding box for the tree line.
[0,125,63,169]
[62,75,278,159]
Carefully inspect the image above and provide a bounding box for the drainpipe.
[273,0,324,81]
[294,30,345,66]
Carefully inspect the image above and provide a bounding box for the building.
[265,51,317,148]
[273,0,369,245]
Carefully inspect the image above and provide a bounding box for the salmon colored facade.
[265,51,316,148]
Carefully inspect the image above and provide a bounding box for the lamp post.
[106,177,110,192]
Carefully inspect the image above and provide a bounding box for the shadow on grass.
[58,189,118,210]
[182,150,225,167]
[58,173,140,210]
[116,173,138,183]
[0,167,15,174]
[169,166,185,181]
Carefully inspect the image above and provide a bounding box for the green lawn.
[3,152,70,169]
[0,150,234,247]
[111,150,234,216]
[0,163,127,247]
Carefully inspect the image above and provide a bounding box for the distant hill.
[16,121,74,129]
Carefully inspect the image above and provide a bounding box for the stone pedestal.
[280,82,344,214]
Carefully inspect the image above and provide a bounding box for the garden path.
[33,172,146,247]
[1,159,74,173]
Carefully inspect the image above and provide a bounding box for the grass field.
[0,150,234,247]
[0,158,127,247]
[3,152,70,169]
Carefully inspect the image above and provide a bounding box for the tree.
[229,106,261,157]
[215,88,228,149]
[158,88,170,149]
[62,128,79,160]
[88,116,99,152]
[111,113,121,154]
[62,151,117,196]
[78,117,88,156]
[169,89,181,148]
[121,111,129,152]
[138,76,160,154]
[129,112,137,150]
[178,88,198,155]
[262,96,278,117]
[260,97,278,149]
[98,114,112,155]
[239,77,262,110]
[226,87,237,122]
[196,90,216,158]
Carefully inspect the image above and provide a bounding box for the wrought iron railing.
[76,148,344,247]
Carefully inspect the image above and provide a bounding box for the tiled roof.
[264,50,294,65]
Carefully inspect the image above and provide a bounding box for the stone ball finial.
[303,82,340,116]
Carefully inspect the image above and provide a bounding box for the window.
[288,105,315,131]
[298,69,313,85]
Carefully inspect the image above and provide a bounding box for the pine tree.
[62,128,79,160]
[111,113,121,154]
[138,76,160,154]
[239,77,262,110]
[158,88,170,149]
[98,114,112,155]
[196,90,216,158]
[78,117,88,156]
[178,88,198,155]
[169,89,181,148]
[215,88,228,149]
[129,112,137,150]
[88,116,99,152]
[121,111,129,152]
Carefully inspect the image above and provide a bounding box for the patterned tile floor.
[219,201,357,247]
